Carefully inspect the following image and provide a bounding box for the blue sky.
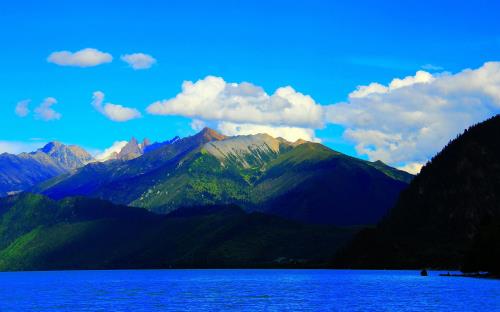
[2,0,500,172]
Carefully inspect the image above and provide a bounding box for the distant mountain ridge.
[0,142,93,196]
[34,128,412,226]
[144,136,181,153]
[98,136,183,161]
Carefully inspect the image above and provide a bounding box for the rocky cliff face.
[204,133,289,168]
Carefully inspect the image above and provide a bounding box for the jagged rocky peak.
[141,138,151,149]
[117,137,143,160]
[100,135,183,161]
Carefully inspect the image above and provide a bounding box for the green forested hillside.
[334,115,500,274]
[0,193,356,271]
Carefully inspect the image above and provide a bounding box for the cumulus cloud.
[121,53,156,70]
[349,70,434,98]
[47,48,113,67]
[34,97,61,121]
[326,62,500,171]
[15,100,30,117]
[145,63,500,174]
[95,140,128,161]
[217,122,320,142]
[91,91,142,122]
[147,76,324,128]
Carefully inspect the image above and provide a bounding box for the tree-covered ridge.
[0,193,356,271]
[334,115,500,274]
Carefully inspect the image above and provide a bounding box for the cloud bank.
[146,76,323,143]
[146,62,500,174]
[326,62,500,173]
[48,48,113,67]
[121,53,156,70]
[217,122,319,142]
[147,76,323,128]
[92,91,142,122]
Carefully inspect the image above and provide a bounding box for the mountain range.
[1,115,500,273]
[32,128,412,226]
[0,142,92,196]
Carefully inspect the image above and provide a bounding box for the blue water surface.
[0,269,498,311]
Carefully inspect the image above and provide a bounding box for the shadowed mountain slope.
[334,115,500,274]
[0,193,355,271]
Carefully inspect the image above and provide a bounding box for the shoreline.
[439,272,499,279]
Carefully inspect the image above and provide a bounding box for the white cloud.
[34,97,61,121]
[190,119,206,131]
[326,62,500,172]
[15,100,30,117]
[397,162,425,175]
[144,62,500,174]
[349,70,434,98]
[349,82,388,98]
[92,91,142,122]
[95,140,128,161]
[47,48,113,67]
[147,76,324,128]
[217,122,319,142]
[388,70,434,90]
[0,141,44,154]
[121,53,156,70]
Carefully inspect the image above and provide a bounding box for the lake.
[0,269,498,311]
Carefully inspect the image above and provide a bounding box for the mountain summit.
[198,127,227,141]
[35,128,412,226]
[0,142,93,196]
[116,137,150,160]
[36,141,93,169]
